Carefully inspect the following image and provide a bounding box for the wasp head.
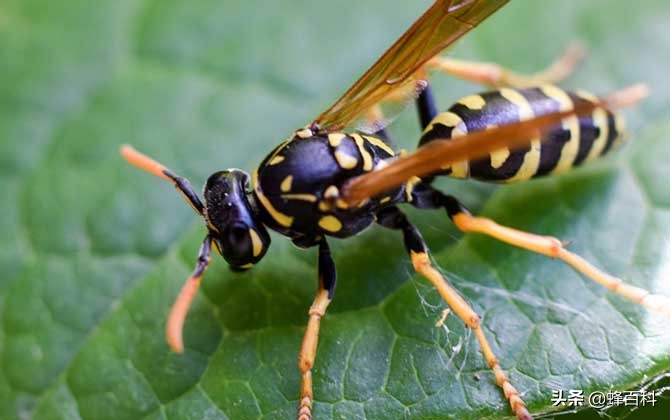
[203,170,271,271]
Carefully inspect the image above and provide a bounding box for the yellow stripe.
[587,111,608,162]
[252,169,293,227]
[351,134,373,171]
[362,134,395,155]
[505,140,542,183]
[430,111,469,177]
[424,111,465,134]
[541,85,579,175]
[576,91,609,162]
[458,94,486,110]
[280,194,317,202]
[500,88,534,120]
[498,90,541,182]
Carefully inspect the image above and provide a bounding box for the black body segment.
[419,85,624,183]
[253,131,404,244]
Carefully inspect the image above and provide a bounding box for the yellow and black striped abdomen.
[419,85,625,183]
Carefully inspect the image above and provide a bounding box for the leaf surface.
[1,1,669,419]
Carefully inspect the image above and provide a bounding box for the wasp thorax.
[203,170,271,270]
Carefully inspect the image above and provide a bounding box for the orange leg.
[297,241,336,420]
[409,187,670,318]
[377,207,532,420]
[426,42,585,88]
[166,235,212,353]
[451,212,670,316]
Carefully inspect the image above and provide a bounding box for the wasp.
[121,1,660,419]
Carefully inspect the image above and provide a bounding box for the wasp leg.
[426,42,585,89]
[376,206,532,420]
[121,145,204,215]
[166,235,212,353]
[411,185,670,318]
[298,240,336,420]
[416,82,438,131]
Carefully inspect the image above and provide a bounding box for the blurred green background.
[1,0,669,419]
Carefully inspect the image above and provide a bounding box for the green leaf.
[1,1,669,419]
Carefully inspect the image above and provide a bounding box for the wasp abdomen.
[419,85,625,182]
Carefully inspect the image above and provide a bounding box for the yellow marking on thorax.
[318,185,339,212]
[351,134,373,171]
[362,134,395,155]
[318,215,342,233]
[458,94,486,110]
[280,194,317,202]
[249,229,263,257]
[499,89,541,182]
[324,185,338,199]
[252,169,293,227]
[280,175,293,192]
[295,127,313,139]
[380,196,391,204]
[541,84,580,175]
[266,140,289,165]
[334,150,358,169]
[328,133,346,147]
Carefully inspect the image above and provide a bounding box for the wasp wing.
[314,0,509,132]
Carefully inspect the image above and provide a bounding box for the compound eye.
[227,225,251,252]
